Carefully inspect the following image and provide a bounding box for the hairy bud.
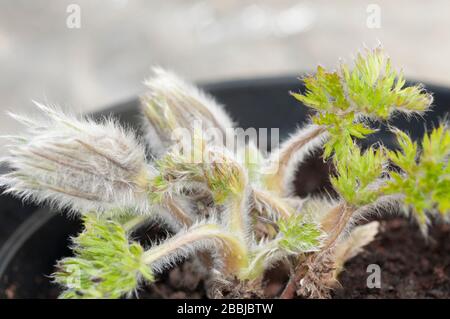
[0,102,152,214]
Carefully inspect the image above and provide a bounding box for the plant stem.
[253,189,293,219]
[228,192,248,238]
[241,239,280,280]
[266,126,327,195]
[122,198,192,233]
[142,223,248,274]
[164,198,193,226]
[279,259,304,299]
[225,193,251,275]
[123,215,149,232]
[321,203,355,250]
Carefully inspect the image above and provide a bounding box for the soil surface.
[137,217,450,299]
[334,218,450,299]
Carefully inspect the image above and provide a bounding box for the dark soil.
[137,218,450,299]
[334,218,450,299]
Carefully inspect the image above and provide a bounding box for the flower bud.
[141,68,234,156]
[0,101,152,214]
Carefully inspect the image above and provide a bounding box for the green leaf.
[294,48,432,120]
[331,142,386,206]
[292,48,432,160]
[342,49,432,118]
[384,125,450,230]
[277,214,325,254]
[312,112,376,159]
[291,65,350,112]
[53,214,153,299]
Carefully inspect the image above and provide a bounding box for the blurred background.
[0,0,449,146]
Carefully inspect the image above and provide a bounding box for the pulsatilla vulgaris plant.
[1,48,449,299]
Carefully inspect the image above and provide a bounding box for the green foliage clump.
[314,112,376,158]
[342,49,431,117]
[384,126,450,226]
[53,215,153,299]
[293,48,432,119]
[292,48,432,158]
[331,142,385,206]
[277,214,324,254]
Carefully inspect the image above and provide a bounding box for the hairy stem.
[122,215,149,232]
[228,193,248,238]
[164,198,193,226]
[280,256,307,299]
[321,203,355,250]
[266,126,327,194]
[142,223,248,275]
[241,239,280,280]
[253,189,293,219]
[121,198,192,233]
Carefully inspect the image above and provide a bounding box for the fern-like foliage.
[277,214,325,254]
[293,48,432,118]
[53,215,153,299]
[384,125,450,228]
[331,142,386,206]
[291,48,432,158]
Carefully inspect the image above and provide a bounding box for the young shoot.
[291,47,432,158]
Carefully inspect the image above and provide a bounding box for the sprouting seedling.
[1,47,448,299]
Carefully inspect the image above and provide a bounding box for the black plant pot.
[0,77,448,298]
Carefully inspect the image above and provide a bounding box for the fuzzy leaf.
[291,66,350,112]
[152,140,247,206]
[295,49,432,119]
[293,48,432,159]
[331,142,385,206]
[204,150,247,204]
[313,112,376,158]
[384,125,450,228]
[53,215,153,299]
[342,50,431,118]
[149,140,206,204]
[277,214,325,254]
